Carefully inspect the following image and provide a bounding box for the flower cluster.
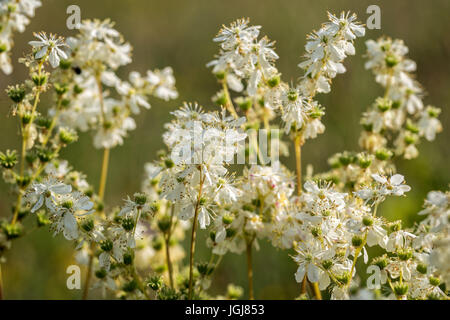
[0,12,181,300]
[0,5,448,301]
[287,173,410,299]
[25,177,94,240]
[361,37,442,159]
[160,103,246,229]
[55,19,178,149]
[0,0,41,74]
[207,164,295,255]
[281,12,365,139]
[364,189,449,300]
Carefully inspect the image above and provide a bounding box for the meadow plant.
[0,4,447,300]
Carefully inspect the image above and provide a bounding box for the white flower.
[49,191,94,240]
[213,18,260,50]
[281,88,311,133]
[356,173,411,205]
[26,178,72,213]
[29,32,68,68]
[293,242,333,290]
[372,173,411,196]
[147,67,178,101]
[418,107,442,141]
[325,11,365,40]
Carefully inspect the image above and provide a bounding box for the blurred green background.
[0,0,449,299]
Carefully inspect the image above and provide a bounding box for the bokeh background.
[1,0,449,299]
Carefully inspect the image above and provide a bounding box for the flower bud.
[375,148,393,161]
[226,228,236,238]
[147,276,163,290]
[122,218,135,231]
[0,150,18,169]
[81,218,94,232]
[100,239,113,252]
[393,283,409,296]
[385,54,399,67]
[152,237,163,251]
[213,91,227,106]
[36,211,51,227]
[123,252,134,265]
[322,260,333,270]
[59,59,72,70]
[416,263,427,275]
[197,262,214,276]
[95,268,107,279]
[59,128,78,145]
[157,215,171,232]
[54,83,68,96]
[352,235,363,247]
[3,223,22,240]
[164,159,174,168]
[267,75,280,87]
[32,73,48,86]
[429,276,440,287]
[362,216,374,226]
[7,85,26,103]
[372,256,388,270]
[357,153,372,169]
[122,279,138,292]
[134,193,147,205]
[235,97,252,111]
[222,214,234,225]
[37,148,55,163]
[427,106,441,118]
[35,116,52,129]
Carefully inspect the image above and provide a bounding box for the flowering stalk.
[0,263,3,300]
[221,76,239,119]
[163,206,175,289]
[11,59,44,225]
[294,135,303,196]
[246,238,255,300]
[188,168,206,300]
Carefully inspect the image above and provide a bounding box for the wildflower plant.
[0,4,447,301]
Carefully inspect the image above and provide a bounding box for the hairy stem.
[0,263,3,300]
[294,135,303,196]
[82,252,93,300]
[164,206,175,289]
[188,168,205,300]
[246,239,254,300]
[12,62,44,225]
[300,275,308,295]
[348,232,368,289]
[83,75,110,299]
[98,148,110,201]
[222,77,239,119]
[310,282,322,300]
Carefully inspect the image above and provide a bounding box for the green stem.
[0,263,3,300]
[188,168,205,300]
[222,77,239,119]
[310,282,322,300]
[246,239,255,300]
[98,148,110,202]
[294,135,303,196]
[164,206,175,289]
[348,232,368,289]
[12,61,45,225]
